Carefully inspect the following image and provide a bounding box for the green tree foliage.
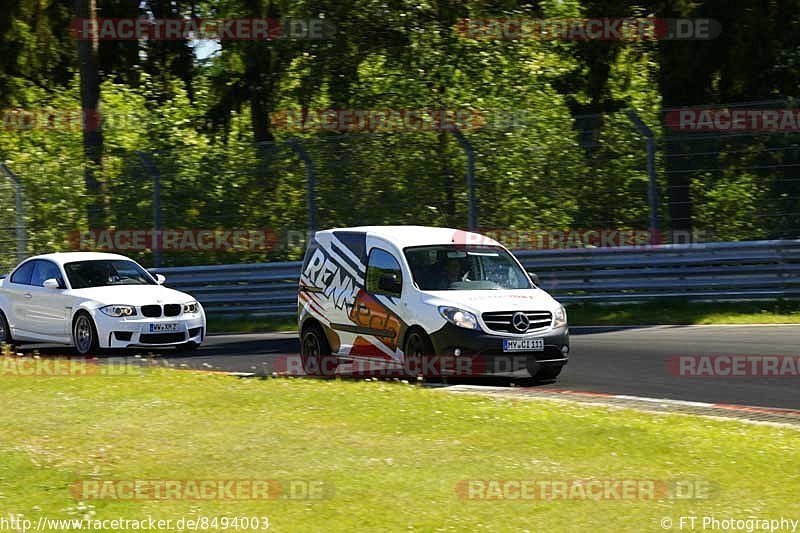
[0,0,798,269]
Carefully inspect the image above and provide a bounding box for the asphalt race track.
[20,325,800,410]
[163,325,800,410]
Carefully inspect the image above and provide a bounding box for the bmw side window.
[10,260,35,285]
[366,248,402,297]
[31,260,64,288]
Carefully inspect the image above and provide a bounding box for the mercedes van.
[297,226,569,380]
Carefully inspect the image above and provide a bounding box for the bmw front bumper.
[94,313,206,348]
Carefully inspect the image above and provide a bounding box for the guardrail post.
[449,128,477,231]
[626,111,661,235]
[287,138,316,232]
[137,152,162,268]
[0,162,26,262]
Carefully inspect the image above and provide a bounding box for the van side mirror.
[43,278,61,289]
[377,273,402,295]
[155,273,166,285]
[529,272,541,286]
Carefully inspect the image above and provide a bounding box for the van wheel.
[404,329,433,380]
[0,310,13,347]
[73,312,99,355]
[300,322,337,377]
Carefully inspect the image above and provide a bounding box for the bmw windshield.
[64,260,156,289]
[404,245,532,291]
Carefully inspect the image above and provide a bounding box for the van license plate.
[503,338,544,352]
[149,323,178,333]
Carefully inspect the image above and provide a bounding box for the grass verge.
[0,371,798,531]
[566,299,800,325]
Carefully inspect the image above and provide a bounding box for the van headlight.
[100,305,137,317]
[438,306,480,330]
[183,301,200,314]
[553,305,567,328]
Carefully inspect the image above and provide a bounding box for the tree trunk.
[74,0,104,229]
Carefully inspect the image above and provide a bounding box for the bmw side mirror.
[43,278,61,290]
[155,273,166,285]
[529,272,541,286]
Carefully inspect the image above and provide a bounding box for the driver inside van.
[436,257,467,288]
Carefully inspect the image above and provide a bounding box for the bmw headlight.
[100,305,137,317]
[183,301,200,314]
[438,306,480,330]
[553,304,567,328]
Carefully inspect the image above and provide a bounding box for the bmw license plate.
[503,338,544,352]
[149,323,178,333]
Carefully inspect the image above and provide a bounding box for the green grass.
[207,301,800,334]
[566,300,800,325]
[0,370,798,531]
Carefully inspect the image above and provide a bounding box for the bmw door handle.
[23,293,32,299]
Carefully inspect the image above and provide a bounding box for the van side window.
[10,260,36,285]
[366,248,403,297]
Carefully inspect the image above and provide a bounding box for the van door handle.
[23,293,32,299]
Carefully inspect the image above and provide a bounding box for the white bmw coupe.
[0,252,205,354]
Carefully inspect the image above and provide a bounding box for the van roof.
[317,226,501,249]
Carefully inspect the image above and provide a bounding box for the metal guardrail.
[151,240,800,317]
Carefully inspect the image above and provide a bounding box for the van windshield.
[404,245,532,291]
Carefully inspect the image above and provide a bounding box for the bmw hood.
[69,285,197,307]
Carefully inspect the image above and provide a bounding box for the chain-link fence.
[1,103,799,271]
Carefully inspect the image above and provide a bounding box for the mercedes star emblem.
[512,312,530,333]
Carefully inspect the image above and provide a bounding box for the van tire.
[403,328,433,380]
[300,321,337,378]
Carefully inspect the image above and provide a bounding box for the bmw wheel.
[73,313,98,355]
[0,310,13,347]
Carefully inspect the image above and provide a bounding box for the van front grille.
[481,311,552,334]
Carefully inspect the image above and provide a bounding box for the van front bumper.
[427,323,569,378]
